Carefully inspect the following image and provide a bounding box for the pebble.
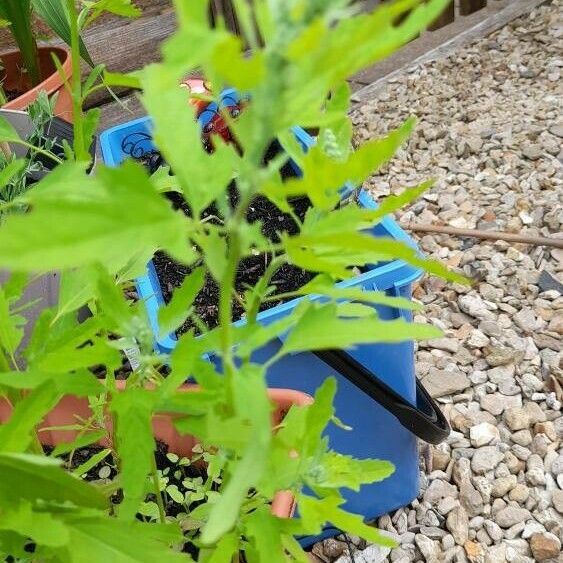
[552,490,563,514]
[495,506,532,528]
[504,407,531,431]
[509,484,530,504]
[469,422,500,447]
[529,532,561,561]
[421,368,470,398]
[446,506,469,546]
[423,479,459,504]
[471,446,504,474]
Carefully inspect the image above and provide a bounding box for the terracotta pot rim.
[0,382,313,519]
[1,46,72,111]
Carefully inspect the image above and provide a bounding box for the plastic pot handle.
[314,350,450,445]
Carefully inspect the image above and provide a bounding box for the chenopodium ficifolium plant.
[0,0,463,561]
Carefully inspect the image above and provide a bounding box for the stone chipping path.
[311,2,563,562]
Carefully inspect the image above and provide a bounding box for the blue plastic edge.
[99,117,423,355]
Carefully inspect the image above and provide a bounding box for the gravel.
[311,2,562,562]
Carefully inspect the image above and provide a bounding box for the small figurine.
[181,78,245,152]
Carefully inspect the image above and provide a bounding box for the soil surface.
[139,144,315,336]
[47,441,207,557]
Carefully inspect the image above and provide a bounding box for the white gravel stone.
[495,506,532,529]
[504,407,531,431]
[470,422,500,447]
[445,506,469,546]
[471,446,504,474]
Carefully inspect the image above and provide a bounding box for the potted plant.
[100,0,457,544]
[0,0,139,120]
[0,0,457,560]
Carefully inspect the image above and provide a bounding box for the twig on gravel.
[406,224,563,249]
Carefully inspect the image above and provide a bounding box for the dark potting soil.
[47,442,208,557]
[4,88,20,103]
[139,144,315,336]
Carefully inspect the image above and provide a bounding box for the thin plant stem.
[245,254,285,325]
[66,0,86,161]
[8,140,63,164]
[151,453,167,524]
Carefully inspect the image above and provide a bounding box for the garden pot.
[100,114,449,544]
[1,46,73,122]
[0,382,312,518]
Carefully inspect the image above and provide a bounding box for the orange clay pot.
[1,46,73,122]
[0,381,313,518]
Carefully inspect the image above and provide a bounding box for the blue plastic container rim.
[99,116,423,354]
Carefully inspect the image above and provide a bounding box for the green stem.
[246,254,285,326]
[151,454,167,524]
[219,235,240,406]
[8,140,63,165]
[66,0,86,161]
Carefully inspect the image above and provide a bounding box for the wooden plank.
[428,1,455,31]
[83,10,175,77]
[98,93,145,135]
[460,0,488,16]
[81,10,175,108]
[0,0,170,51]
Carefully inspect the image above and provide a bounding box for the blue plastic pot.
[100,116,448,545]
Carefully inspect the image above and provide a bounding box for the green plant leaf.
[85,0,142,21]
[31,0,94,65]
[201,365,271,545]
[141,62,237,217]
[0,501,70,547]
[197,231,228,283]
[110,388,157,520]
[211,35,265,89]
[262,118,415,210]
[103,70,142,89]
[0,381,61,453]
[310,453,394,491]
[281,302,441,355]
[244,507,285,563]
[0,159,25,189]
[0,161,191,273]
[57,517,186,563]
[55,267,97,321]
[0,452,106,508]
[202,532,238,563]
[52,430,106,457]
[0,369,104,395]
[158,266,205,336]
[298,494,397,548]
[0,284,25,362]
[285,231,466,283]
[72,448,112,477]
[296,274,422,311]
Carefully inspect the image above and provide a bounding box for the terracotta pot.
[1,46,73,122]
[0,382,312,518]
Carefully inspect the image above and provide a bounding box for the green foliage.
[31,0,94,66]
[0,92,58,218]
[0,0,458,561]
